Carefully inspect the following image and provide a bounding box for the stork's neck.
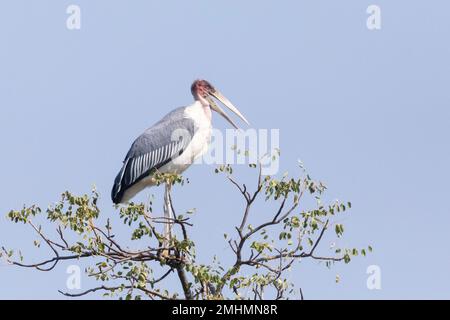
[196,97,212,122]
[185,100,212,126]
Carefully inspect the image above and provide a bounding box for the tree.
[0,159,370,300]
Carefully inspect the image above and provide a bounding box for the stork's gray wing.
[112,107,196,204]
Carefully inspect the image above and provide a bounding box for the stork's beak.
[208,90,250,129]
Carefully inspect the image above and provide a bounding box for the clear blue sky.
[1,0,449,299]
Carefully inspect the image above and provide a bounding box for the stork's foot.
[160,249,170,259]
[159,246,175,260]
[160,235,174,259]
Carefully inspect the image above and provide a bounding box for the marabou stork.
[111,80,249,240]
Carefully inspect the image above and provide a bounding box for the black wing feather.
[111,108,196,204]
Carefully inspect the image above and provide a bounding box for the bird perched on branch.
[111,80,249,205]
[111,80,249,242]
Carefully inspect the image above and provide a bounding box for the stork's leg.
[163,183,173,248]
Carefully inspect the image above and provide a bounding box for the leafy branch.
[1,160,370,300]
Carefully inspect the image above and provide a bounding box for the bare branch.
[58,285,171,300]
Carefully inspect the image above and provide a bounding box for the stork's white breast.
[120,102,212,203]
[160,101,212,174]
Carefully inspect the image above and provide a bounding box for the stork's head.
[191,79,249,129]
[191,80,215,99]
